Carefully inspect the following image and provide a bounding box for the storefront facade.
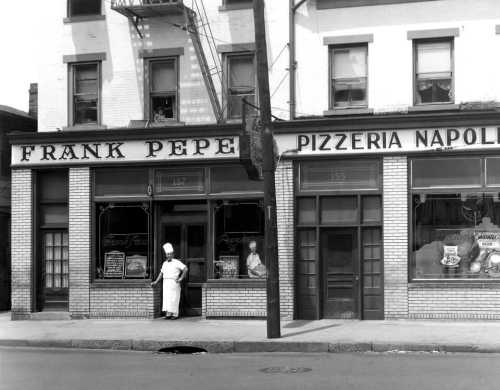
[11,111,500,320]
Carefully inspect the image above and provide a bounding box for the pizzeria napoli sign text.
[276,126,500,155]
[12,137,238,166]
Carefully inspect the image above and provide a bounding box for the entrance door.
[162,212,207,316]
[321,228,359,319]
[39,231,69,311]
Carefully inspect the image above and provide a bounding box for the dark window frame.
[413,37,454,106]
[328,43,368,110]
[145,57,180,123]
[68,61,102,127]
[221,0,253,10]
[67,0,102,18]
[223,51,257,120]
[409,155,500,283]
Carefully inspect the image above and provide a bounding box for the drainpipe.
[289,0,307,120]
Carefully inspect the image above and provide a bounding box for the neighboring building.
[0,105,36,310]
[9,0,500,321]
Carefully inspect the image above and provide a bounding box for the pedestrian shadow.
[281,323,341,338]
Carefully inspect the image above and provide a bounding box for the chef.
[151,243,188,320]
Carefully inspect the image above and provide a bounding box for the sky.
[0,1,42,112]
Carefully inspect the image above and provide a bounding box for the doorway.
[159,202,207,316]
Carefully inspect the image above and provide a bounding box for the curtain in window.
[417,42,451,74]
[332,47,367,79]
[151,61,176,92]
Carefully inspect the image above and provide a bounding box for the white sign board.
[275,126,500,156]
[11,136,239,167]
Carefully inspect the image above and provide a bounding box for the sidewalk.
[2,311,500,353]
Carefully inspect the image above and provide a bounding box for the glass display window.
[411,156,500,281]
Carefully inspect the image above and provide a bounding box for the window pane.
[211,165,263,193]
[75,64,97,93]
[362,196,382,223]
[298,198,316,224]
[412,193,500,280]
[97,203,150,279]
[228,55,255,89]
[417,41,451,74]
[412,158,481,188]
[74,98,98,124]
[70,0,101,16]
[332,46,367,79]
[333,78,367,106]
[486,158,500,186]
[155,168,205,194]
[151,95,175,121]
[300,160,380,191]
[94,168,149,196]
[151,61,176,92]
[228,93,255,119]
[416,79,452,104]
[321,196,358,224]
[40,205,69,226]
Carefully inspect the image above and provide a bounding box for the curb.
[1,339,500,354]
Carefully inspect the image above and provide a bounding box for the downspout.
[289,0,307,120]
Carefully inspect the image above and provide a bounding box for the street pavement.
[1,347,500,390]
[4,311,500,353]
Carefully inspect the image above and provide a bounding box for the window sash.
[225,53,256,119]
[69,0,101,17]
[70,62,100,126]
[147,58,178,122]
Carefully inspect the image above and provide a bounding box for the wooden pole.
[253,0,281,339]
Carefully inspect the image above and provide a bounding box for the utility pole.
[253,0,281,339]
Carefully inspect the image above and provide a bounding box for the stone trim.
[217,42,255,53]
[407,27,460,40]
[323,34,374,45]
[138,47,185,58]
[63,52,107,63]
[63,15,106,24]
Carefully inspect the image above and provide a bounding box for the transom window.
[148,59,178,123]
[68,0,101,17]
[330,45,367,108]
[225,53,256,119]
[70,62,100,126]
[414,39,453,104]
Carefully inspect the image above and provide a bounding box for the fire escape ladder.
[184,8,224,124]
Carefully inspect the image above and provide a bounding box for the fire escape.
[111,0,224,123]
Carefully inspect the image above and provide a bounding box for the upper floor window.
[68,0,101,17]
[69,62,100,126]
[414,39,453,105]
[148,58,178,123]
[330,45,368,108]
[225,53,256,119]
[222,0,253,9]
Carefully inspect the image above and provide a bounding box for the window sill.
[92,280,152,289]
[148,121,185,127]
[62,124,107,131]
[219,3,253,12]
[408,104,459,112]
[323,108,373,116]
[63,15,106,24]
[204,279,266,288]
[316,0,438,9]
[409,281,500,289]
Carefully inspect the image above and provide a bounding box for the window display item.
[217,256,239,279]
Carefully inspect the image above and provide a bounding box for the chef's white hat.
[163,242,174,254]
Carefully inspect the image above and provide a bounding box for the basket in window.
[218,255,239,279]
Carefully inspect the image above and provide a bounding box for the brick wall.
[383,156,409,319]
[203,285,267,318]
[69,167,91,319]
[276,160,295,319]
[10,169,32,319]
[90,287,158,319]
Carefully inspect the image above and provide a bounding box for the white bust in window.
[246,241,266,279]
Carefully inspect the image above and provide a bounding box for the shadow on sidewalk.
[281,323,341,338]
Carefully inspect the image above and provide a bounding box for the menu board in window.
[103,251,125,278]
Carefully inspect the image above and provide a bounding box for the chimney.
[29,83,38,119]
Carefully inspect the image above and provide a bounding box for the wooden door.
[321,228,359,319]
[40,231,69,311]
[163,221,206,316]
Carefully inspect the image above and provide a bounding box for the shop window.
[69,62,100,126]
[362,196,382,223]
[225,53,256,119]
[213,200,265,279]
[330,45,367,108]
[412,157,481,188]
[411,156,500,280]
[148,59,178,123]
[321,196,358,224]
[414,39,453,104]
[211,165,263,193]
[299,160,380,192]
[94,168,149,197]
[155,168,205,195]
[96,203,151,280]
[68,0,101,17]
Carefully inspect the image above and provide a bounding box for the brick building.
[9,0,500,321]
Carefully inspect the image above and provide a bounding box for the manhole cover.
[157,346,207,355]
[260,367,312,374]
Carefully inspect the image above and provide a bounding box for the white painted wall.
[295,0,500,117]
